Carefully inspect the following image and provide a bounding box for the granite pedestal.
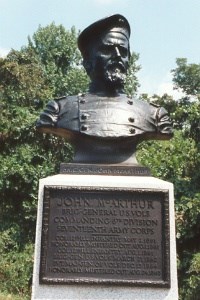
[32,171,178,300]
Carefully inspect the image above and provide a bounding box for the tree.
[125,52,140,97]
[171,59,200,143]
[0,24,88,297]
[172,58,200,98]
[27,23,89,97]
[138,59,200,300]
[0,22,140,298]
[172,59,200,300]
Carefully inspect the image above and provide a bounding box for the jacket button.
[81,114,87,120]
[81,125,87,131]
[129,128,136,134]
[128,117,135,123]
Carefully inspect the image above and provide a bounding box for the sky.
[0,0,200,98]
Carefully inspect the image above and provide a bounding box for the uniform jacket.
[36,93,173,143]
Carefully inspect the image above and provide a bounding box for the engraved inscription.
[60,163,151,176]
[40,187,170,286]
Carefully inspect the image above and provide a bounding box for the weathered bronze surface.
[40,186,170,286]
[60,163,151,176]
[36,14,173,165]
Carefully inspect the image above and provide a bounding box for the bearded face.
[85,31,130,89]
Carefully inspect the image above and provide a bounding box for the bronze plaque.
[40,186,170,287]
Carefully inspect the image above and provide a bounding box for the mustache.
[105,60,126,73]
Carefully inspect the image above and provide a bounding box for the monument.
[32,14,178,300]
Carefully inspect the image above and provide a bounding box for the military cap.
[78,14,131,59]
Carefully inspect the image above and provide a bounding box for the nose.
[113,46,121,58]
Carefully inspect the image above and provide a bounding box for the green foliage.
[138,58,200,299]
[178,252,200,300]
[125,52,140,96]
[0,224,33,299]
[0,292,26,300]
[172,59,200,149]
[29,24,79,71]
[137,132,200,300]
[28,23,89,97]
[137,130,197,180]
[0,23,87,297]
[140,93,178,116]
[172,58,200,97]
[0,48,53,105]
[1,20,199,299]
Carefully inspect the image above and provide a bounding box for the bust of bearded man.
[36,14,173,164]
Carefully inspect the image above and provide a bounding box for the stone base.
[32,173,178,300]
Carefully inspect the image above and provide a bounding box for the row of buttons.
[78,94,136,134]
[79,94,86,131]
[80,125,136,134]
[80,99,134,106]
[78,94,134,106]
[80,115,135,123]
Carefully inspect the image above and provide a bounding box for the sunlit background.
[0,0,199,98]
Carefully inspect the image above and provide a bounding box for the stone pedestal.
[32,172,178,300]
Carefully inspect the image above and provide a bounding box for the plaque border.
[40,186,170,287]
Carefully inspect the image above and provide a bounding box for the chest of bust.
[57,94,157,138]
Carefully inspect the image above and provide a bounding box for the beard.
[103,61,126,87]
[87,58,128,90]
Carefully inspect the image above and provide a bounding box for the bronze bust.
[36,14,173,164]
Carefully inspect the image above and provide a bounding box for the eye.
[99,45,113,55]
[119,47,128,58]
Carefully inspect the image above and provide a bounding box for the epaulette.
[54,95,67,101]
[149,101,160,108]
[78,93,86,97]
